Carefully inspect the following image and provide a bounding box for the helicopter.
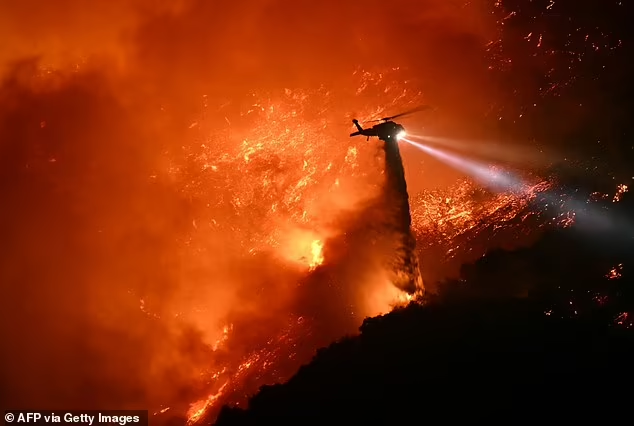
[350,105,432,142]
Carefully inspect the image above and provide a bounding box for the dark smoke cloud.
[0,0,500,414]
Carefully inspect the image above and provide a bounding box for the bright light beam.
[408,134,543,165]
[402,138,632,238]
[401,138,527,193]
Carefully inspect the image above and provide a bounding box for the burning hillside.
[153,72,429,422]
[1,0,630,425]
[0,64,565,424]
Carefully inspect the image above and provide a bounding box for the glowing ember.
[613,184,628,203]
[606,264,623,280]
[615,313,633,329]
[593,294,609,306]
[152,407,171,416]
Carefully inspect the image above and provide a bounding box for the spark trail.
[381,139,424,296]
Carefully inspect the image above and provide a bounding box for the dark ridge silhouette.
[213,191,634,425]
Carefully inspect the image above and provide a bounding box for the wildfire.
[179,179,562,424]
[150,86,630,424]
[168,68,629,423]
[411,178,553,253]
[1,0,629,422]
[187,383,228,425]
[28,20,618,421]
[213,324,233,351]
[185,316,310,423]
[168,70,430,423]
[309,239,324,270]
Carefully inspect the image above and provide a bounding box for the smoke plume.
[381,139,425,295]
[0,0,501,419]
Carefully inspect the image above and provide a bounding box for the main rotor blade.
[383,105,433,121]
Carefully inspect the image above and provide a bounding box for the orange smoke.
[0,0,521,423]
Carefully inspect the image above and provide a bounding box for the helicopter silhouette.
[350,105,432,142]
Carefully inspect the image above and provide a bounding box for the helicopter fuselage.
[369,121,406,142]
[350,105,430,142]
[350,119,406,142]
